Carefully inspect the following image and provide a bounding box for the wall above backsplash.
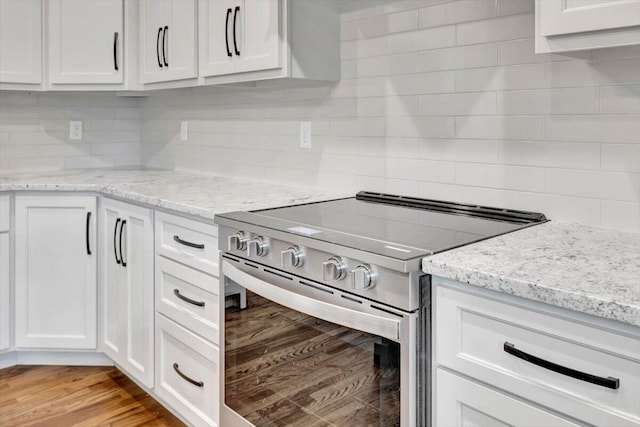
[1,0,639,233]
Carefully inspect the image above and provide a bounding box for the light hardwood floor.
[0,365,185,427]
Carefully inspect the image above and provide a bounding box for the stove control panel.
[281,246,305,268]
[218,225,421,311]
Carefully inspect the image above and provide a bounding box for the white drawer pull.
[504,342,620,390]
[173,363,204,388]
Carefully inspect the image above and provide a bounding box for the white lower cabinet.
[436,368,582,427]
[14,195,97,349]
[434,278,640,427]
[155,314,219,427]
[100,198,154,388]
[0,232,10,352]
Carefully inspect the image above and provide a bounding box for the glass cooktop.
[216,192,547,261]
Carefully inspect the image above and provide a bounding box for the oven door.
[220,259,418,427]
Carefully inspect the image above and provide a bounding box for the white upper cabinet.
[199,0,339,84]
[48,0,124,85]
[0,0,42,87]
[140,0,197,85]
[536,0,640,53]
[199,0,280,78]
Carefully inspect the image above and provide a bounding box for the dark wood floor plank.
[0,365,185,427]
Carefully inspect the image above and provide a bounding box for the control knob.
[228,231,249,251]
[322,256,348,281]
[351,264,376,290]
[281,246,305,268]
[247,236,269,257]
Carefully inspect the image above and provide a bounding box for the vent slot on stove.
[356,191,547,224]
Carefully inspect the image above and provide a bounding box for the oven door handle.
[222,261,401,341]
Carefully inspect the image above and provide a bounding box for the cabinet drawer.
[155,314,219,427]
[436,368,581,427]
[0,194,9,232]
[156,256,219,344]
[155,212,219,276]
[435,282,640,426]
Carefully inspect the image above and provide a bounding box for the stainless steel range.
[214,192,546,427]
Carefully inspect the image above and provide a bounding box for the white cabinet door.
[539,0,640,36]
[48,0,123,84]
[14,196,97,349]
[436,369,582,427]
[0,233,10,352]
[234,0,280,74]
[199,0,239,77]
[0,0,42,84]
[101,198,154,388]
[140,0,197,84]
[199,0,280,78]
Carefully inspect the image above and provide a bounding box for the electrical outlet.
[300,121,311,149]
[69,120,82,140]
[180,121,189,142]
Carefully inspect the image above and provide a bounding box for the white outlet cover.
[180,121,189,142]
[69,120,82,140]
[300,121,311,149]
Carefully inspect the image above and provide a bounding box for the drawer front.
[155,212,219,276]
[156,256,219,344]
[155,314,219,427]
[436,368,581,427]
[0,194,10,232]
[435,282,640,426]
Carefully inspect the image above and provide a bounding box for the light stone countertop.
[2,169,638,326]
[423,222,640,326]
[0,168,350,219]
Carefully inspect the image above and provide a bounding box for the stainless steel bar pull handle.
[174,289,205,307]
[173,363,204,387]
[504,342,620,390]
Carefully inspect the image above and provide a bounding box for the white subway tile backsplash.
[418,92,496,115]
[416,43,498,73]
[601,200,640,233]
[601,144,640,173]
[545,169,640,202]
[456,13,534,46]
[456,64,546,92]
[546,115,640,143]
[456,163,545,192]
[2,0,638,232]
[387,25,456,54]
[388,9,418,33]
[418,0,496,28]
[456,115,545,140]
[497,88,598,115]
[599,85,640,113]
